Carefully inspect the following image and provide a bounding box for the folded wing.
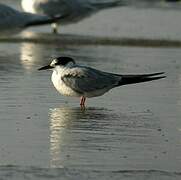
[61,66,120,94]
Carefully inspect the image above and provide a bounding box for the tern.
[38,56,165,107]
[0,3,63,35]
[21,0,124,33]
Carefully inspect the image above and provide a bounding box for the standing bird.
[21,0,124,33]
[0,3,63,35]
[38,57,165,107]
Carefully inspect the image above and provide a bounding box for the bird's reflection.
[176,72,181,107]
[20,31,56,72]
[20,43,35,71]
[19,31,81,72]
[20,39,46,72]
[49,106,113,168]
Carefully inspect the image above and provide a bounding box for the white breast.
[51,69,80,97]
[21,0,36,13]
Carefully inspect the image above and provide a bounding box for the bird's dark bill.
[38,65,53,70]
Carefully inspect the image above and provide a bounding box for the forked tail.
[118,72,166,86]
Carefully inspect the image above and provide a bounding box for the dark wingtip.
[140,72,165,77]
[145,75,166,81]
[119,72,166,86]
[25,13,69,27]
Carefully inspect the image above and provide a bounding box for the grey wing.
[0,4,29,31]
[34,0,91,23]
[61,66,120,94]
[34,0,71,17]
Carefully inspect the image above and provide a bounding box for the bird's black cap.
[54,57,75,66]
[38,56,76,70]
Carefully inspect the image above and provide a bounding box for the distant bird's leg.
[80,96,83,106]
[51,23,58,34]
[80,96,86,107]
[83,97,86,106]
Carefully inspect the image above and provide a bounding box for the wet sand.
[0,41,181,179]
[2,31,181,47]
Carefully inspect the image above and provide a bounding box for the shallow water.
[0,0,181,179]
[0,42,181,179]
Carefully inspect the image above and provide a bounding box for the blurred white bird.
[38,56,165,107]
[0,3,63,36]
[21,0,124,33]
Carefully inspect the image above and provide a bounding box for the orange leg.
[80,96,86,107]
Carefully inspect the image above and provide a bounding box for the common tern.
[38,56,165,107]
[0,3,63,35]
[21,0,124,33]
